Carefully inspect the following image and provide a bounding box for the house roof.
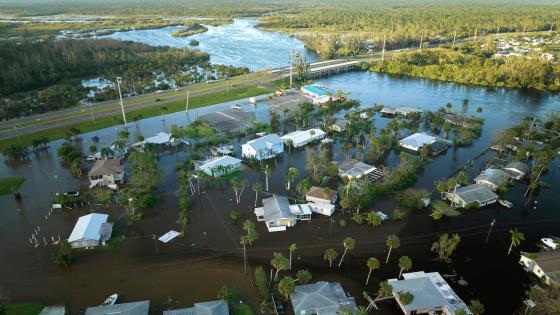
[290,281,357,315]
[88,159,124,177]
[452,184,498,204]
[399,133,437,149]
[306,186,337,201]
[163,300,229,315]
[244,134,283,151]
[68,213,109,243]
[335,159,376,178]
[261,195,295,222]
[532,250,560,279]
[504,161,529,174]
[85,301,150,315]
[475,168,511,187]
[195,156,241,172]
[333,119,348,129]
[281,129,325,144]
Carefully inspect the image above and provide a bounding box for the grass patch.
[431,199,461,217]
[233,304,256,315]
[0,177,25,195]
[0,85,270,151]
[4,302,45,315]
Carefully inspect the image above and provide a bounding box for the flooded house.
[85,300,149,315]
[163,300,228,315]
[305,186,337,204]
[445,184,499,208]
[68,213,113,248]
[194,155,242,177]
[241,133,284,160]
[502,161,529,180]
[334,159,384,182]
[399,132,449,156]
[88,159,125,189]
[330,119,348,132]
[519,251,560,285]
[388,271,471,315]
[289,281,357,315]
[254,195,311,232]
[380,106,422,118]
[281,128,326,148]
[474,168,511,191]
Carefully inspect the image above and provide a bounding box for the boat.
[231,104,241,110]
[499,199,513,208]
[540,238,558,250]
[102,294,118,306]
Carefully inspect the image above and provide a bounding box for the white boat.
[231,104,241,110]
[541,238,558,250]
[102,294,118,306]
[499,199,513,208]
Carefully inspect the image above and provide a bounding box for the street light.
[485,219,496,244]
[116,77,127,128]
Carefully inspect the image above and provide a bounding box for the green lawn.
[431,199,461,217]
[0,85,270,151]
[4,302,45,315]
[0,177,26,195]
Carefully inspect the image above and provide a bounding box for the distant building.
[194,155,242,177]
[306,186,337,204]
[290,281,357,315]
[88,159,125,189]
[381,106,422,118]
[474,168,511,191]
[331,119,348,132]
[334,159,384,182]
[254,195,311,232]
[503,161,529,180]
[445,184,499,208]
[281,128,326,148]
[68,213,113,248]
[388,271,471,315]
[399,133,449,155]
[163,300,229,315]
[520,251,560,285]
[85,300,149,315]
[241,134,284,160]
[131,132,188,148]
[301,85,331,98]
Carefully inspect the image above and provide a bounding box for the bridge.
[269,59,363,78]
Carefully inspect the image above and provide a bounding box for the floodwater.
[1,72,560,314]
[100,19,319,71]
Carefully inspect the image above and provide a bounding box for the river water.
[100,19,319,71]
[1,21,560,314]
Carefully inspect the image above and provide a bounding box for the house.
[308,202,336,217]
[163,300,229,315]
[88,159,125,189]
[334,159,384,182]
[388,271,471,315]
[399,133,449,155]
[301,85,331,98]
[254,195,311,232]
[474,168,511,191]
[290,281,357,315]
[85,300,149,315]
[445,184,499,208]
[331,119,348,132]
[282,129,326,148]
[442,113,477,128]
[380,106,398,117]
[381,106,422,118]
[194,155,242,177]
[520,251,560,285]
[68,213,113,248]
[306,186,337,204]
[241,134,284,160]
[503,161,529,180]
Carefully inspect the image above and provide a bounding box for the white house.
[194,155,242,177]
[388,271,471,315]
[520,251,560,285]
[399,132,449,155]
[254,195,311,232]
[281,129,326,148]
[474,168,511,191]
[88,159,125,189]
[68,213,113,248]
[334,159,384,182]
[241,134,284,160]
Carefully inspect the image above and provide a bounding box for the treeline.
[0,39,208,119]
[369,47,560,91]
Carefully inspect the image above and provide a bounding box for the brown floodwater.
[1,72,560,314]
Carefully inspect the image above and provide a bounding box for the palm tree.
[70,159,83,176]
[508,228,525,255]
[338,237,356,267]
[286,139,294,155]
[159,105,168,121]
[398,256,412,278]
[374,281,393,302]
[367,211,382,227]
[285,167,299,191]
[431,233,461,262]
[278,276,295,300]
[263,164,271,191]
[365,257,380,286]
[89,145,97,155]
[385,234,400,263]
[289,243,297,270]
[271,252,289,281]
[111,140,126,157]
[100,147,113,159]
[252,182,262,207]
[324,248,338,268]
[468,300,485,315]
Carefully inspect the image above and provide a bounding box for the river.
[100,19,319,71]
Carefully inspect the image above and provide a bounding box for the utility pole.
[485,219,496,244]
[89,103,96,123]
[473,28,478,42]
[452,30,457,47]
[289,52,293,91]
[153,234,159,255]
[116,77,127,128]
[551,22,554,33]
[243,244,247,273]
[381,34,387,62]
[496,26,500,37]
[419,32,423,50]
[522,24,527,35]
[185,90,190,113]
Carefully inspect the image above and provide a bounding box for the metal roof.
[261,195,295,222]
[290,281,357,315]
[281,129,325,146]
[335,159,377,178]
[475,168,511,187]
[399,132,437,149]
[68,213,109,243]
[243,134,283,152]
[453,184,498,204]
[164,300,229,315]
[195,156,241,172]
[85,301,149,315]
[504,161,529,174]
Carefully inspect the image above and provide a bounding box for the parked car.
[155,98,161,102]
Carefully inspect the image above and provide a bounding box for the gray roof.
[88,159,124,177]
[262,195,295,222]
[475,168,511,187]
[504,161,529,174]
[39,306,66,315]
[164,300,229,315]
[335,159,376,178]
[290,281,357,315]
[333,119,348,129]
[85,301,149,315]
[531,250,560,282]
[453,184,498,204]
[244,134,283,151]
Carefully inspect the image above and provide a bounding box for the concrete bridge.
[269,59,363,78]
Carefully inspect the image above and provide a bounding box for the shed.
[68,213,112,248]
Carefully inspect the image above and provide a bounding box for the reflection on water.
[101,19,319,71]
